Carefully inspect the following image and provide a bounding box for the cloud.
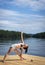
[0,9,21,17]
[0,8,45,20]
[0,0,45,33]
[0,8,45,33]
[0,8,45,24]
[0,0,45,10]
[0,19,45,33]
[0,20,30,27]
[13,0,45,10]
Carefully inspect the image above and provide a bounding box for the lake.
[0,38,45,57]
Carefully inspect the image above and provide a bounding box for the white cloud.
[0,8,45,33]
[0,9,21,17]
[0,8,45,19]
[0,20,30,28]
[14,0,45,10]
[0,19,45,33]
[0,0,45,10]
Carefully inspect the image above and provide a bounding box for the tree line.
[32,32,45,39]
[0,30,31,40]
[0,30,45,41]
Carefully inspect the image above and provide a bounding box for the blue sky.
[0,0,45,34]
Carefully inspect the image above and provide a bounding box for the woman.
[3,42,28,62]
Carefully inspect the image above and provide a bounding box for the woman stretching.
[3,43,28,62]
[3,32,28,62]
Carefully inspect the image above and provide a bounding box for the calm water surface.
[0,38,45,57]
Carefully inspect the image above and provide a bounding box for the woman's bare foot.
[20,57,26,60]
[22,58,26,60]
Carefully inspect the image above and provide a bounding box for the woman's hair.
[23,45,28,53]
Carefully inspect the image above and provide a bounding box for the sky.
[0,0,45,34]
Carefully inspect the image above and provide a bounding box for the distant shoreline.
[0,30,45,41]
[0,30,31,41]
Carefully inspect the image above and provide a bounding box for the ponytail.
[23,46,28,53]
[25,47,28,53]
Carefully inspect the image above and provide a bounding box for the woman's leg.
[3,47,13,62]
[14,49,24,60]
[19,54,25,60]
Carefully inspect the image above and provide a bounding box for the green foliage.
[32,32,45,39]
[0,30,31,41]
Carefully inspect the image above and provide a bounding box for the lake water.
[0,38,45,57]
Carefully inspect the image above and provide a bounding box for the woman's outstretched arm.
[21,32,24,43]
